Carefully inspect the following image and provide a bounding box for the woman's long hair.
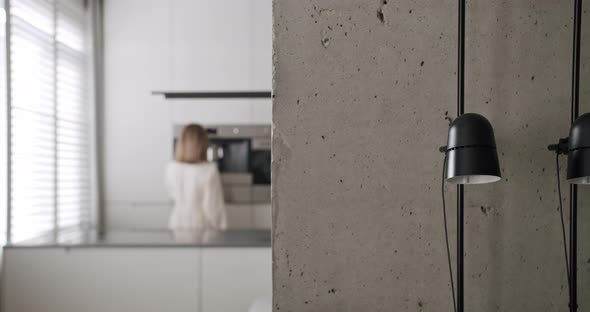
[175,124,208,163]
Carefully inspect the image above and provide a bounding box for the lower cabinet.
[202,248,272,311]
[2,247,271,312]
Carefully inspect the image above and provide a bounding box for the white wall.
[103,0,272,230]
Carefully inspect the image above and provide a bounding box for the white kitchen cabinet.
[171,0,254,91]
[226,204,254,229]
[2,246,271,312]
[202,248,272,312]
[170,99,255,125]
[251,99,272,124]
[252,204,272,229]
[168,0,272,126]
[227,204,271,230]
[169,0,272,90]
[3,248,201,312]
[251,0,273,91]
[103,0,173,202]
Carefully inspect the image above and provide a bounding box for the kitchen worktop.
[4,228,271,248]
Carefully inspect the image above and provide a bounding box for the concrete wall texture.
[273,1,590,311]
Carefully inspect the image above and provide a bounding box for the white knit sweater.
[165,161,227,231]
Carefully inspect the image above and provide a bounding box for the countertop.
[4,228,271,249]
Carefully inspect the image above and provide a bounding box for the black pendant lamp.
[567,113,590,184]
[439,1,502,312]
[445,113,501,184]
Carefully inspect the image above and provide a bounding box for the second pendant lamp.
[567,113,590,184]
[546,1,584,311]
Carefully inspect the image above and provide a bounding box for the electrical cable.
[442,154,457,312]
[555,151,571,289]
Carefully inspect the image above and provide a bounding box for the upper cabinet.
[251,0,273,90]
[170,0,272,91]
[103,0,174,201]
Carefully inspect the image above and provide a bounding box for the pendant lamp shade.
[445,113,501,184]
[568,112,590,184]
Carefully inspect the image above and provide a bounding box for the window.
[0,3,7,244]
[7,0,94,242]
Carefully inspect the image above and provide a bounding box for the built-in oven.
[174,125,271,204]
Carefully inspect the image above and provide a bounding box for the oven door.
[208,138,256,203]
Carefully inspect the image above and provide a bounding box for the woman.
[166,124,227,231]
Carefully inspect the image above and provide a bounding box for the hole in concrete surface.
[377,9,385,23]
[377,0,387,23]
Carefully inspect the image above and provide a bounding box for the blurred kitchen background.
[0,0,272,311]
[103,0,271,232]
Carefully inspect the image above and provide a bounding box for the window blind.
[0,3,8,245]
[8,0,91,242]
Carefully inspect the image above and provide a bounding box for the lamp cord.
[442,154,457,312]
[555,152,571,289]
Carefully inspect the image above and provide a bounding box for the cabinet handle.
[151,91,272,99]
